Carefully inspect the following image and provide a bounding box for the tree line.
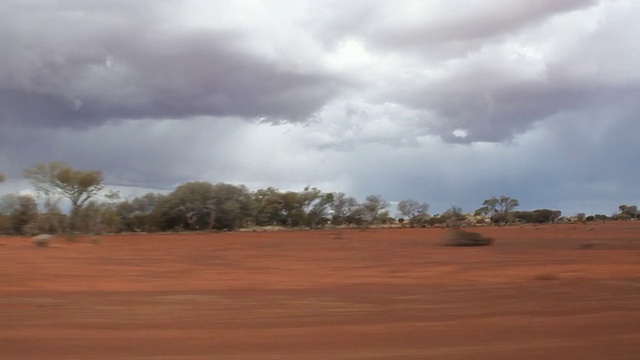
[0,162,636,236]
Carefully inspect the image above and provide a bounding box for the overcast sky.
[1,0,639,215]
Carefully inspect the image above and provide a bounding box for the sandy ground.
[1,222,639,359]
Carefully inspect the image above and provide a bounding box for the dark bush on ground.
[443,228,493,247]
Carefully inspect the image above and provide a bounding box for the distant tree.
[0,173,5,183]
[397,199,429,227]
[38,196,66,234]
[377,210,393,225]
[76,191,120,234]
[300,187,334,228]
[594,214,609,221]
[152,182,217,231]
[209,183,253,230]
[115,193,165,232]
[279,190,307,227]
[440,205,466,226]
[358,195,389,227]
[0,194,19,234]
[483,195,519,214]
[474,206,491,218]
[1,194,39,235]
[328,192,359,225]
[617,205,638,220]
[252,187,287,226]
[152,182,255,231]
[23,161,104,231]
[482,195,519,225]
[528,209,562,224]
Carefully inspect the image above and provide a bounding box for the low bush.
[443,228,493,247]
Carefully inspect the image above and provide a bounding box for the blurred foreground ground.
[1,222,640,359]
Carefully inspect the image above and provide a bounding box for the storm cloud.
[1,0,639,215]
[1,1,342,128]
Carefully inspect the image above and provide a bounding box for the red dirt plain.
[1,222,640,359]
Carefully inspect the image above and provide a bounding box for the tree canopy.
[23,161,105,230]
[24,161,104,209]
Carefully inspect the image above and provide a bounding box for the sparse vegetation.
[0,161,638,237]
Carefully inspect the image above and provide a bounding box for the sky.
[1,0,639,216]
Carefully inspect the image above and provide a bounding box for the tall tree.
[0,172,5,183]
[23,161,104,231]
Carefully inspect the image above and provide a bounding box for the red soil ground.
[1,222,639,359]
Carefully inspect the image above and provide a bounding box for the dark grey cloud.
[0,118,247,188]
[398,72,640,143]
[1,1,342,129]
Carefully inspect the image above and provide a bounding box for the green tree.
[251,187,332,228]
[23,161,105,231]
[152,182,217,231]
[153,182,254,231]
[482,195,519,224]
[279,191,307,227]
[209,183,254,230]
[252,187,281,226]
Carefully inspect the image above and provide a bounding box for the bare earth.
[1,222,639,359]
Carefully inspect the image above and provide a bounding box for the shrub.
[443,229,493,247]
